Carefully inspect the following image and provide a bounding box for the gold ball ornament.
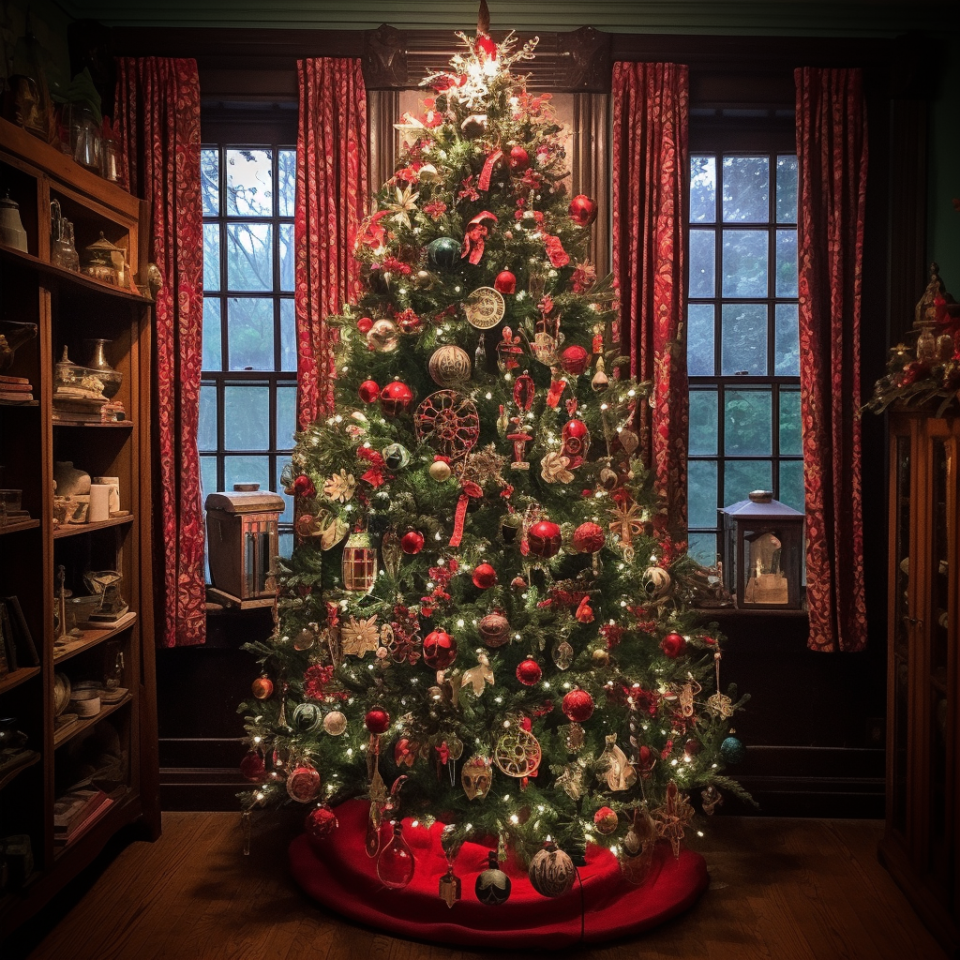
[429,460,452,482]
[493,725,542,778]
[528,844,576,898]
[428,344,472,386]
[323,711,347,735]
[366,318,400,352]
[463,286,506,330]
[479,612,510,648]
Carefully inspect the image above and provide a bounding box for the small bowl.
[69,689,100,717]
[66,594,102,627]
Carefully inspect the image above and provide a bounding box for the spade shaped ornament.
[597,734,638,791]
[552,638,574,670]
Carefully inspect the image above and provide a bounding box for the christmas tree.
[239,10,749,910]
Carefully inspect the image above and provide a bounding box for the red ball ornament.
[475,34,498,60]
[509,145,530,171]
[286,763,321,803]
[594,806,619,835]
[479,612,510,647]
[365,708,391,734]
[292,474,316,498]
[472,562,498,589]
[358,380,381,404]
[569,194,598,227]
[400,530,425,555]
[516,659,542,686]
[661,632,686,659]
[251,676,274,700]
[572,521,605,554]
[562,688,595,723]
[379,381,414,417]
[240,751,265,783]
[494,270,517,294]
[527,520,562,559]
[304,805,339,847]
[423,629,458,670]
[357,316,374,334]
[560,345,589,376]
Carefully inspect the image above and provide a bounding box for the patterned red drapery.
[611,62,690,540]
[296,58,368,429]
[114,58,206,647]
[795,67,869,653]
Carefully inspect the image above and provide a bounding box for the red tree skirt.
[289,799,708,947]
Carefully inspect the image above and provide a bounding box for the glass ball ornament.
[292,702,323,733]
[323,710,347,736]
[494,270,517,294]
[479,612,510,648]
[562,688,595,723]
[572,521,605,554]
[364,707,391,734]
[418,162,439,181]
[379,381,414,417]
[423,629,458,670]
[293,627,316,651]
[401,530,425,554]
[426,236,460,271]
[304,805,339,849]
[528,843,576,898]
[560,345,589,376]
[251,676,273,700]
[286,762,321,803]
[366,317,399,352]
[660,632,686,659]
[383,443,410,470]
[642,566,672,599]
[516,658,542,686]
[475,851,512,905]
[594,806,619,835]
[377,821,416,889]
[358,379,380,404]
[472,563,497,589]
[240,751,265,783]
[527,520,562,559]
[429,344,472,386]
[721,735,746,764]
[569,194,599,227]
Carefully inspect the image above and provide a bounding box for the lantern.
[719,491,805,609]
[342,530,378,594]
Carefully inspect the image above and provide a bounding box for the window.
[685,118,801,568]
[199,107,298,564]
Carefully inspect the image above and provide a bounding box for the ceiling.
[57,0,952,37]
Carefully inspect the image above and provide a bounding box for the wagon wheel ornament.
[493,725,542,778]
[415,390,480,462]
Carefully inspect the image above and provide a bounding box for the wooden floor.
[4,812,950,960]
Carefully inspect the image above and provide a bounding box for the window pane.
[279,222,295,292]
[779,459,805,513]
[687,460,718,528]
[201,148,219,216]
[690,155,716,224]
[721,303,767,375]
[722,229,767,297]
[776,156,798,223]
[687,532,718,567]
[224,455,270,494]
[276,381,297,451]
[779,388,802,455]
[202,297,222,371]
[687,303,715,376]
[688,228,715,299]
[722,156,768,223]
[225,384,270,450]
[279,150,296,217]
[278,530,294,560]
[724,460,772,507]
[775,229,798,297]
[200,453,219,499]
[198,384,218,452]
[227,297,274,370]
[689,389,718,455]
[279,489,294,525]
[725,388,772,456]
[280,298,296,372]
[226,148,273,217]
[774,303,800,376]
[203,223,221,292]
[226,223,273,291]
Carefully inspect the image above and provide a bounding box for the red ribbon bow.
[461,211,497,265]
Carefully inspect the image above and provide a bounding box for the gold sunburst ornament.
[608,497,645,560]
[341,615,381,658]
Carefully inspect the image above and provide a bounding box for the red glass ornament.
[423,629,458,670]
[684,738,702,758]
[568,194,598,227]
[357,316,374,334]
[562,688,595,722]
[594,806,619,835]
[377,821,416,889]
[401,530,425,554]
[286,763,321,803]
[472,562,498,589]
[251,676,273,700]
[527,520,562,559]
[365,708,391,734]
[637,744,657,774]
[494,270,517,294]
[292,474,316,498]
[560,345,589,375]
[479,612,510,647]
[358,380,380,404]
[240,751,265,783]
[380,381,414,417]
[661,632,686,659]
[509,145,530,171]
[516,659,542,686]
[572,521,605,554]
[304,805,339,848]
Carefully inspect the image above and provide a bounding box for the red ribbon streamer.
[450,494,470,546]
[479,149,503,191]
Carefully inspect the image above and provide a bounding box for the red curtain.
[795,68,869,652]
[114,58,206,648]
[296,58,368,429]
[611,62,689,541]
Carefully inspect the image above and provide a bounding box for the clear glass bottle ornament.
[377,820,415,889]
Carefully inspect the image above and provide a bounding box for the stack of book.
[0,595,39,677]
[53,783,114,849]
[0,373,34,404]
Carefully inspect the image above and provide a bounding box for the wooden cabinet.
[0,118,158,936]
[880,408,959,958]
